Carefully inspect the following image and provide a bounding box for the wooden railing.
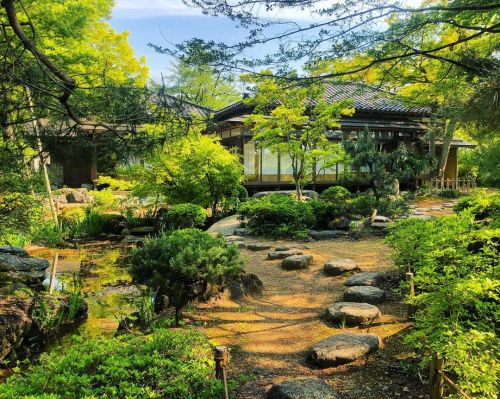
[430,355,472,399]
[430,178,476,192]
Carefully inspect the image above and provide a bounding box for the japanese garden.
[0,1,498,398]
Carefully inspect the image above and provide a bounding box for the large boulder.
[309,333,381,368]
[343,286,386,304]
[66,188,93,204]
[267,378,338,399]
[227,273,264,299]
[282,255,313,270]
[0,296,33,362]
[0,246,28,257]
[0,253,49,287]
[324,302,381,325]
[344,272,383,287]
[323,259,358,276]
[268,249,303,260]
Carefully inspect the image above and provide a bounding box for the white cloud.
[113,0,424,20]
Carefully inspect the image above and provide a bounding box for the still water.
[29,243,140,338]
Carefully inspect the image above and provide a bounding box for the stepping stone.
[344,272,383,286]
[443,202,455,208]
[275,246,292,252]
[282,255,313,270]
[430,207,443,211]
[267,378,338,399]
[121,235,145,245]
[130,226,154,235]
[324,259,358,276]
[268,249,303,260]
[309,333,380,368]
[310,230,347,240]
[247,243,272,251]
[373,215,392,223]
[224,235,242,242]
[234,228,251,236]
[344,286,386,304]
[324,302,381,325]
[234,241,246,249]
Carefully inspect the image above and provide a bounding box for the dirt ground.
[193,236,429,399]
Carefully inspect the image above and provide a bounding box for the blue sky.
[109,0,334,80]
[109,0,422,81]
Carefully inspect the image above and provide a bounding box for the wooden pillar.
[430,354,445,399]
[406,272,415,318]
[214,346,229,399]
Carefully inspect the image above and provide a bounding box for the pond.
[29,243,140,340]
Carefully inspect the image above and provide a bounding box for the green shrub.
[130,229,243,324]
[376,194,410,217]
[31,220,64,247]
[0,328,226,399]
[162,203,206,230]
[320,186,351,202]
[386,213,499,398]
[351,194,377,216]
[239,194,315,239]
[454,189,499,222]
[309,199,352,229]
[438,188,460,198]
[65,208,104,238]
[97,175,136,191]
[89,189,117,211]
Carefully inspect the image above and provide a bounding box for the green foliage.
[386,197,499,398]
[376,194,410,217]
[243,71,352,197]
[162,204,206,230]
[90,189,117,211]
[0,328,226,399]
[97,175,136,191]
[239,194,315,239]
[320,186,351,203]
[31,220,64,247]
[343,130,428,198]
[454,189,500,223]
[132,133,243,216]
[130,229,243,324]
[351,194,377,217]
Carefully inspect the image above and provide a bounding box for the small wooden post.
[406,272,415,318]
[214,346,229,399]
[430,354,445,399]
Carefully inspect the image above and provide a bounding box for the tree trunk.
[436,120,456,180]
[174,307,181,327]
[25,87,59,226]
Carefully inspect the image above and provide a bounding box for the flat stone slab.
[121,235,145,245]
[282,255,313,270]
[275,246,292,252]
[247,243,272,251]
[344,286,386,304]
[371,222,391,229]
[309,333,380,368]
[324,302,381,325]
[267,378,338,399]
[224,235,242,242]
[373,216,392,223]
[310,230,348,240]
[344,272,383,286]
[0,246,28,257]
[234,228,251,236]
[0,253,49,273]
[324,259,358,276]
[130,226,154,235]
[268,249,303,260]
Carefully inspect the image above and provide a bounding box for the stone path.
[193,236,418,398]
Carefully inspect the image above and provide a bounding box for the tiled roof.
[324,83,430,115]
[214,82,431,119]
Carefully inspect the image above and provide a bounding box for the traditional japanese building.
[212,83,474,193]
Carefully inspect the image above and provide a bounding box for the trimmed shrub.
[0,328,226,399]
[351,194,377,216]
[130,229,243,323]
[309,199,352,229]
[376,194,410,217]
[162,203,206,230]
[239,194,315,239]
[320,186,351,202]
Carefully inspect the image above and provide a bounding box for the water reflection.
[32,245,140,338]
